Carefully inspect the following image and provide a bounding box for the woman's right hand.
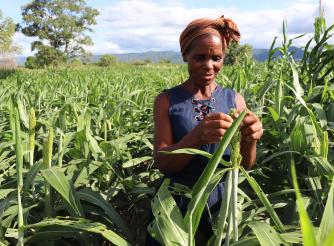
[193,112,234,144]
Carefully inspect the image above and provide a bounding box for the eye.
[212,56,222,62]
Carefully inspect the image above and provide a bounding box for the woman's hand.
[240,111,263,141]
[230,109,263,168]
[194,112,234,144]
[231,110,263,142]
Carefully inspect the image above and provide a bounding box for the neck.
[182,79,217,100]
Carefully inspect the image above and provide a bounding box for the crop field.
[0,19,334,245]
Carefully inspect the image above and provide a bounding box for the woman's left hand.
[240,111,263,141]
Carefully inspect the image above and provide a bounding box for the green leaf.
[161,148,231,166]
[184,110,246,238]
[290,61,304,98]
[317,179,334,243]
[74,160,103,188]
[0,241,7,246]
[275,79,283,118]
[290,159,317,246]
[323,227,334,246]
[267,106,279,122]
[306,156,334,175]
[312,103,327,128]
[41,167,83,217]
[148,179,188,246]
[17,98,28,129]
[122,156,152,168]
[24,217,130,246]
[280,231,302,244]
[240,166,285,232]
[23,161,43,191]
[320,131,328,159]
[285,83,322,139]
[78,188,133,241]
[86,130,105,158]
[213,171,233,245]
[261,151,300,164]
[23,227,90,245]
[248,221,285,246]
[0,189,15,200]
[230,237,259,246]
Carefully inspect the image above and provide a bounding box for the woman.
[149,15,263,243]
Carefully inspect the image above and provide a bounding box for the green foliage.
[0,10,19,69]
[25,44,67,68]
[25,217,130,245]
[0,10,17,53]
[98,54,117,67]
[69,58,83,67]
[159,59,171,64]
[24,56,37,69]
[0,15,333,246]
[19,0,99,59]
[149,112,246,245]
[224,42,253,65]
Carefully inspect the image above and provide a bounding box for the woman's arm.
[154,92,234,174]
[235,93,263,169]
[153,92,200,173]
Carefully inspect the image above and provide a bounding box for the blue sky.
[1,0,334,56]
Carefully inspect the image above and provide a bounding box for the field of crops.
[0,19,333,245]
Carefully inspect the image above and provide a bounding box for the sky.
[1,0,334,56]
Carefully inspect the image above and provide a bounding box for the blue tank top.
[165,84,236,187]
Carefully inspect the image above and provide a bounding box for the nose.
[203,59,213,70]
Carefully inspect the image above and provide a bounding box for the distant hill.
[16,47,304,66]
[253,46,304,61]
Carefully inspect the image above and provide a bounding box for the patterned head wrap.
[179,15,240,56]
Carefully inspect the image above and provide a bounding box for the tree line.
[0,0,252,69]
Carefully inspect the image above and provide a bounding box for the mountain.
[253,46,304,61]
[113,51,183,63]
[15,47,304,66]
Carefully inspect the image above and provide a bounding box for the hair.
[179,15,240,57]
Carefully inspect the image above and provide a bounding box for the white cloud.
[12,32,36,56]
[11,0,334,55]
[92,0,334,53]
[85,41,123,54]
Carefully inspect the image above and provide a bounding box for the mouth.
[202,74,214,80]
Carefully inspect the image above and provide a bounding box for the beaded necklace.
[192,87,217,121]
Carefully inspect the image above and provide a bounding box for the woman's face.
[184,34,224,88]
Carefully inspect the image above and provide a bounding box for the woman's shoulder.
[214,85,237,110]
[159,84,191,105]
[162,84,184,96]
[216,86,246,110]
[216,85,236,99]
[216,85,234,94]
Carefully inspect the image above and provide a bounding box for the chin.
[203,77,215,83]
[196,80,214,88]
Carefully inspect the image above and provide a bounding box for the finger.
[241,122,263,136]
[205,119,233,129]
[205,112,233,122]
[233,109,251,121]
[207,128,226,136]
[243,129,263,141]
[230,110,239,119]
[241,112,259,128]
[203,131,224,144]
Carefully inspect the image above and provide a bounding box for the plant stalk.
[43,127,54,218]
[15,108,24,246]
